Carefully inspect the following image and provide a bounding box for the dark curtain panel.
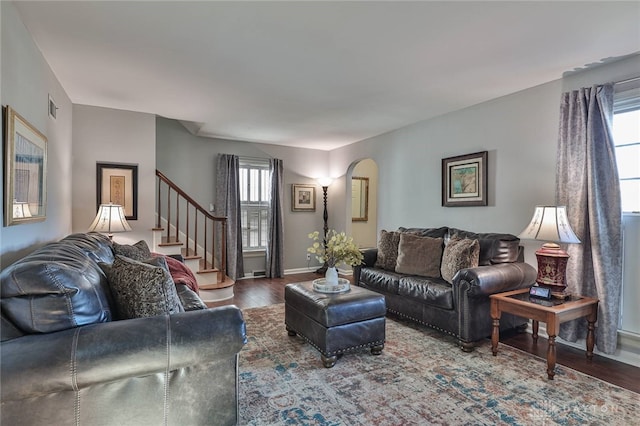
[556,84,622,354]
[266,158,284,278]
[215,154,244,280]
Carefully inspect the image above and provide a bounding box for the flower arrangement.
[307,230,363,268]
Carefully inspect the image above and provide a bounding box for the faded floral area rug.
[238,304,638,425]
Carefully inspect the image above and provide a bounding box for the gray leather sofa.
[354,227,537,351]
[1,233,246,426]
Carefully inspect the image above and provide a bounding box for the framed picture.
[96,162,138,220]
[442,151,488,207]
[3,106,48,226]
[291,184,316,211]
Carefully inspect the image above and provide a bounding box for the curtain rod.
[615,76,640,85]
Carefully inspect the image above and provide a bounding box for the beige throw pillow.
[395,234,443,277]
[374,230,401,271]
[440,237,480,284]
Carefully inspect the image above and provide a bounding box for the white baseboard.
[526,322,640,368]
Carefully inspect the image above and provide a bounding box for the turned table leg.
[532,320,539,342]
[491,318,500,356]
[586,304,598,361]
[546,335,557,380]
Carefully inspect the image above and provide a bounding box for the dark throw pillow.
[101,255,184,319]
[112,240,152,261]
[440,237,480,284]
[374,230,401,271]
[395,233,443,277]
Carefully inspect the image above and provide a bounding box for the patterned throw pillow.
[112,240,152,261]
[374,230,401,271]
[101,255,184,319]
[440,237,480,284]
[395,233,443,277]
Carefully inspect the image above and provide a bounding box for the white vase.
[325,266,339,285]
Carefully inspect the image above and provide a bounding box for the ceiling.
[14,1,640,151]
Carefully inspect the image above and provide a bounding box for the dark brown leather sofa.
[353,227,537,351]
[0,233,246,426]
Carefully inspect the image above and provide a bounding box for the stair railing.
[156,170,227,282]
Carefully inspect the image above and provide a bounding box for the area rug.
[238,304,638,425]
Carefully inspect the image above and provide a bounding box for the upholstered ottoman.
[285,281,386,368]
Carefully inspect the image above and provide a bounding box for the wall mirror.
[351,176,369,222]
[3,106,47,226]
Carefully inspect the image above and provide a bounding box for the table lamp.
[13,201,33,218]
[88,203,132,240]
[518,205,580,299]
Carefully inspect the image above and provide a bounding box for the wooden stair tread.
[180,247,202,260]
[196,258,216,272]
[199,278,234,291]
[158,236,183,247]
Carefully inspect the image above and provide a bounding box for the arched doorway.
[346,158,378,249]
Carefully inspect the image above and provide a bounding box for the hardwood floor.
[208,272,640,394]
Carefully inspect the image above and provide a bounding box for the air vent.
[48,95,57,120]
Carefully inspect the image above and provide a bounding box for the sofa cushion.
[61,232,115,264]
[176,284,208,311]
[101,255,184,319]
[398,276,453,310]
[397,226,449,239]
[448,228,520,265]
[374,230,401,271]
[359,267,402,295]
[112,240,152,261]
[0,242,114,338]
[441,237,480,284]
[395,233,443,277]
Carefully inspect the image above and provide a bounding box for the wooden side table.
[490,288,598,380]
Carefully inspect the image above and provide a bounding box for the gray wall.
[156,117,330,272]
[71,105,156,245]
[1,1,73,267]
[330,79,562,266]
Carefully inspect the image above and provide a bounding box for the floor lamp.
[315,178,333,274]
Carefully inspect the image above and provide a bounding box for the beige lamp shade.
[518,205,580,244]
[88,204,132,236]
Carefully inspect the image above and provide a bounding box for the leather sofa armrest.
[1,306,246,401]
[361,248,378,268]
[353,248,377,286]
[454,262,536,297]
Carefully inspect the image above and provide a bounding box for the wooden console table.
[490,288,598,380]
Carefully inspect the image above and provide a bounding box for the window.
[613,84,640,213]
[239,158,271,251]
[613,82,640,335]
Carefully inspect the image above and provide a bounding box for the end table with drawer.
[490,288,599,380]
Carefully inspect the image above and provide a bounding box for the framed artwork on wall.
[291,184,316,211]
[3,106,48,226]
[442,151,488,207]
[96,162,138,220]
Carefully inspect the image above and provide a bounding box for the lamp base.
[535,243,570,295]
[550,289,571,300]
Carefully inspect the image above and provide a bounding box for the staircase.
[153,170,234,302]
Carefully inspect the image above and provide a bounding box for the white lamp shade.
[13,202,32,218]
[317,177,334,187]
[518,205,580,244]
[88,204,132,234]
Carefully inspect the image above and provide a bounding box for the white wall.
[0,1,73,268]
[72,105,156,245]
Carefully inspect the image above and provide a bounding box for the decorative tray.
[312,278,351,294]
